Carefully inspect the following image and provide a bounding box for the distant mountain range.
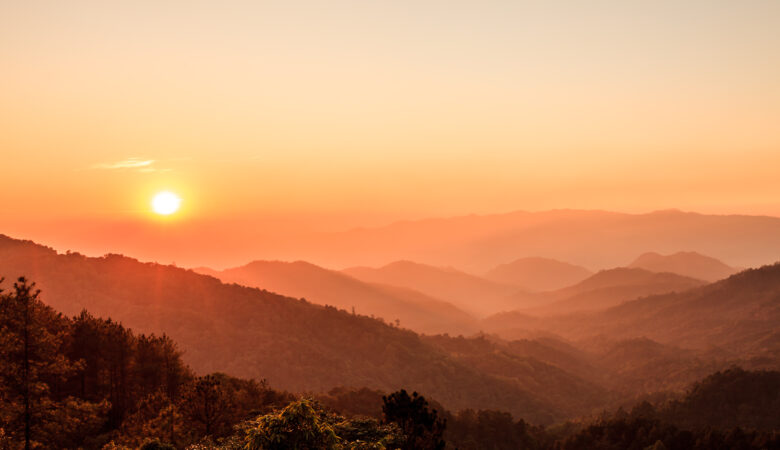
[628,251,739,282]
[200,251,741,322]
[525,267,706,314]
[485,263,780,363]
[234,209,780,272]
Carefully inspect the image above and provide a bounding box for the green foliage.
[244,399,341,449]
[240,398,401,450]
[318,388,385,419]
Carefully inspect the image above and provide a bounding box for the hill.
[659,367,780,431]
[196,260,478,335]
[229,209,780,273]
[422,334,610,417]
[343,260,520,316]
[486,264,780,362]
[629,251,739,282]
[528,268,706,314]
[0,233,597,422]
[483,257,593,291]
[505,267,706,314]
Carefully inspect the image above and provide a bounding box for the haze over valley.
[2,1,780,448]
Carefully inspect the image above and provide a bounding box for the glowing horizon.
[1,1,780,262]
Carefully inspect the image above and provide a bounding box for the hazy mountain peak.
[629,251,738,282]
[484,257,593,291]
[343,260,520,316]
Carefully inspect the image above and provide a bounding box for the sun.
[151,191,181,215]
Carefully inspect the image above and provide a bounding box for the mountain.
[483,257,593,291]
[217,209,780,273]
[0,233,600,422]
[342,260,520,316]
[528,268,706,314]
[486,263,780,363]
[197,260,477,335]
[16,210,780,273]
[629,251,739,282]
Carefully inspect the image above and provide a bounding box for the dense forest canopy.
[1,277,779,449]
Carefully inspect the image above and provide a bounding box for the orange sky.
[1,1,779,263]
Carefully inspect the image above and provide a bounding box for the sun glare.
[151,191,181,215]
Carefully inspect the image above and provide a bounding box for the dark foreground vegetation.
[1,277,779,449]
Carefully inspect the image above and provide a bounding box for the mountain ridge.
[483,257,593,291]
[197,259,478,335]
[629,251,739,282]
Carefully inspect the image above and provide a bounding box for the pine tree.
[0,278,79,448]
[182,375,233,438]
[382,390,446,450]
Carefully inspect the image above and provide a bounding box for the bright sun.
[151,191,181,215]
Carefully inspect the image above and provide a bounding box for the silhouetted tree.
[0,278,105,449]
[382,390,446,450]
[182,374,233,438]
[102,318,135,428]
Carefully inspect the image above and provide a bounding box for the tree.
[67,310,105,402]
[0,277,104,449]
[182,375,233,438]
[382,390,446,450]
[134,334,191,444]
[244,398,341,450]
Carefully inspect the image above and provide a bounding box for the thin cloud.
[91,158,155,170]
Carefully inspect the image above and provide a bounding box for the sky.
[1,1,779,263]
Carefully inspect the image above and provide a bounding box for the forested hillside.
[200,260,478,335]
[0,235,592,422]
[486,263,780,363]
[2,278,777,449]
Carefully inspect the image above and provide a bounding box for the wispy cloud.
[91,158,155,170]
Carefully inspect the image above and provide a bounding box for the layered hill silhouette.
[343,260,520,316]
[0,233,602,422]
[486,263,780,363]
[3,230,778,427]
[250,210,780,273]
[526,267,706,314]
[194,260,477,335]
[628,251,739,282]
[483,257,593,291]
